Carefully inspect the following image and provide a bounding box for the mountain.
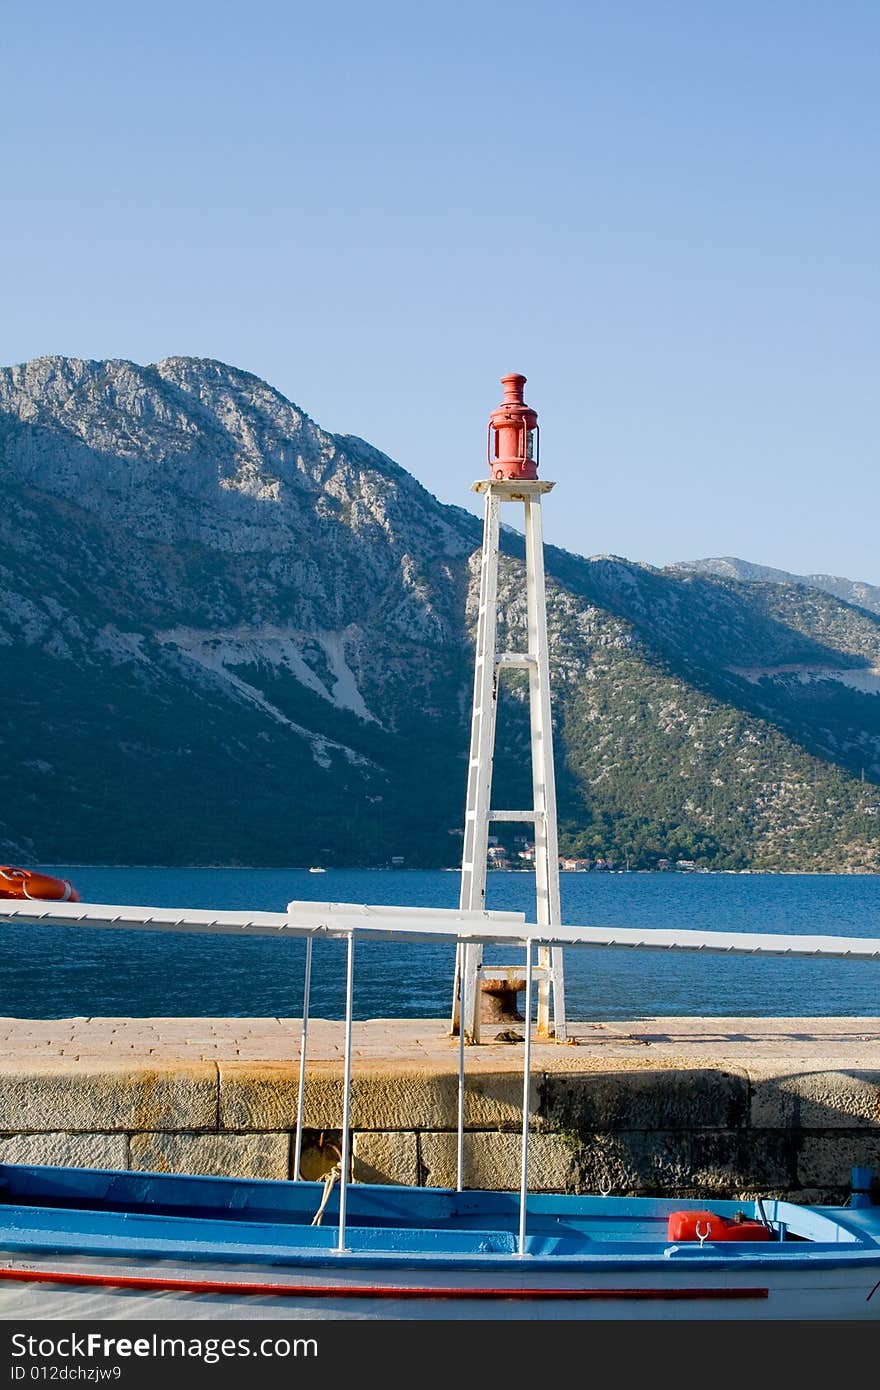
[0,356,877,872]
[672,557,880,618]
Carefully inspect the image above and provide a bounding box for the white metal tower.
[452,375,566,1043]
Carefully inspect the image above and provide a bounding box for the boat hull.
[1,1254,878,1320]
[2,1164,878,1320]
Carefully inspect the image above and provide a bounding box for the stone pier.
[1,1016,879,1203]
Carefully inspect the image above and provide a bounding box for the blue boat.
[0,1159,878,1321]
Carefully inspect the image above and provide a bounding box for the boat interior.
[2,1164,877,1262]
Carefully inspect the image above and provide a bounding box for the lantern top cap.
[500,373,527,404]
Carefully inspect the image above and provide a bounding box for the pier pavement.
[1,1014,878,1064]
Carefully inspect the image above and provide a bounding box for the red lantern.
[487,374,539,481]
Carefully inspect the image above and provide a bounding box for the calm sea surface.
[2,868,879,1020]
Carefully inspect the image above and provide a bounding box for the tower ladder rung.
[488,809,544,822]
[478,965,552,982]
[495,652,536,670]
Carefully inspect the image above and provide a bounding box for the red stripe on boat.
[0,1268,768,1300]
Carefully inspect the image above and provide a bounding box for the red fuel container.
[667,1210,773,1242]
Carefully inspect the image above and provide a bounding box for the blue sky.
[2,1,878,580]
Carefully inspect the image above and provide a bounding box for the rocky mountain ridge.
[1,355,877,871]
[673,557,880,618]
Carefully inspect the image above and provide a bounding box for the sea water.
[2,867,879,1020]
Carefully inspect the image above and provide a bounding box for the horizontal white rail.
[1,899,880,960]
[284,900,524,926]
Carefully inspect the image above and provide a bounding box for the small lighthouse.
[453,375,566,1042]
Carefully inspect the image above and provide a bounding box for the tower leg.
[452,491,501,1040]
[524,496,566,1040]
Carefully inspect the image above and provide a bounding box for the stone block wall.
[2,1057,879,1203]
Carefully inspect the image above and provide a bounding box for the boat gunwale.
[3,1226,880,1277]
[2,1185,879,1276]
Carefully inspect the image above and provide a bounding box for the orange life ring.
[0,866,80,902]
